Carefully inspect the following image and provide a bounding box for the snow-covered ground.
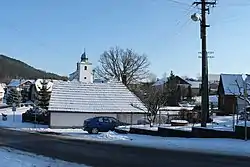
[0,107,48,128]
[0,147,89,167]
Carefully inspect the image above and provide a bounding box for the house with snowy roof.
[0,84,5,103]
[218,74,250,115]
[152,76,201,96]
[7,79,35,91]
[48,52,146,128]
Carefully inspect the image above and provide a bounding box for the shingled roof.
[220,74,250,95]
[48,81,146,113]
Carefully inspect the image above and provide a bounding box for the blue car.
[83,116,127,134]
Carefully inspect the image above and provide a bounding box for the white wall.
[50,112,145,128]
[78,62,93,83]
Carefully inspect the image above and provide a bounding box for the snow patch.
[0,147,89,167]
[97,131,130,141]
[0,107,48,129]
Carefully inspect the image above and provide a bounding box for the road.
[0,128,250,167]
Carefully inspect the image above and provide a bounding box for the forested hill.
[0,54,68,83]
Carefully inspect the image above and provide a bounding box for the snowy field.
[1,107,250,157]
[0,147,89,167]
[0,106,48,128]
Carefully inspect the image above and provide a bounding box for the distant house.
[217,74,249,115]
[0,84,4,103]
[48,81,146,128]
[153,76,201,96]
[7,79,35,92]
[153,76,190,88]
[185,80,201,96]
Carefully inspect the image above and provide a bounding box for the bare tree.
[132,84,168,126]
[95,47,150,84]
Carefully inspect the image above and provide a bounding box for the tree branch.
[96,47,150,84]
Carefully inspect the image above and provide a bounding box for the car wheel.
[91,128,99,134]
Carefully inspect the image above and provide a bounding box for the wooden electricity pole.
[193,0,216,127]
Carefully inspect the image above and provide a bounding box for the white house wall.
[50,112,145,128]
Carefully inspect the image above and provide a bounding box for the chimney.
[121,74,127,86]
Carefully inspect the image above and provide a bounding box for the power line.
[167,0,191,7]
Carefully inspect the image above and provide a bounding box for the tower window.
[84,77,87,79]
[84,66,87,70]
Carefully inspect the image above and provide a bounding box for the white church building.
[48,52,146,128]
[69,51,94,83]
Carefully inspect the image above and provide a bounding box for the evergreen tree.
[21,88,29,103]
[187,85,192,102]
[166,71,178,106]
[176,85,182,102]
[6,88,22,106]
[36,79,51,110]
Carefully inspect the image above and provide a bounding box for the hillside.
[0,54,68,83]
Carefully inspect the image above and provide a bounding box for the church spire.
[81,48,88,62]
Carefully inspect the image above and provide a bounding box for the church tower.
[77,50,93,83]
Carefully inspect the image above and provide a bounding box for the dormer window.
[84,66,87,70]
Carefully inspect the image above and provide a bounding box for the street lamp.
[242,74,248,141]
[191,13,201,22]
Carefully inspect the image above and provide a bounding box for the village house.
[153,75,201,97]
[7,79,35,93]
[48,52,146,128]
[217,74,249,115]
[0,83,5,103]
[185,80,201,96]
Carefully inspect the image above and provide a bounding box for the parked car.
[83,116,128,134]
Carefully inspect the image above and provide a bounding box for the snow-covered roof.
[0,85,4,98]
[194,95,218,104]
[48,81,146,113]
[69,70,79,81]
[93,78,107,83]
[0,83,6,88]
[152,78,168,86]
[7,79,35,87]
[185,80,201,89]
[197,74,220,82]
[220,74,245,95]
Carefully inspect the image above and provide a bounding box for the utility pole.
[193,0,216,127]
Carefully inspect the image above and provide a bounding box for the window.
[84,77,87,79]
[84,66,87,70]
[103,117,111,123]
[98,118,104,122]
[109,117,117,123]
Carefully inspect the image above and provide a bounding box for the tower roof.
[81,49,88,62]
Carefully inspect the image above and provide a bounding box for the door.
[97,117,106,132]
[102,117,113,131]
